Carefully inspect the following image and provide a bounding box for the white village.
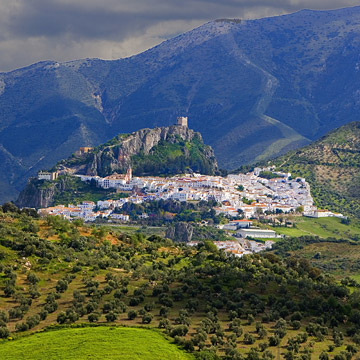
[37,163,345,258]
[36,117,347,258]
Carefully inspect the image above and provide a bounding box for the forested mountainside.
[2,6,360,203]
[273,121,360,218]
[16,125,218,208]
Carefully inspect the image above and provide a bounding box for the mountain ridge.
[2,6,360,203]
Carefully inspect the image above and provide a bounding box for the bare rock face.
[166,222,194,243]
[16,181,55,209]
[59,125,218,177]
[16,176,75,208]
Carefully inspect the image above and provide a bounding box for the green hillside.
[0,327,193,360]
[271,121,360,218]
[130,136,215,176]
[271,235,360,279]
[272,217,360,241]
[2,204,360,359]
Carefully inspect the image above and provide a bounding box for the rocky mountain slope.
[16,125,218,208]
[272,121,360,218]
[56,125,218,177]
[2,6,360,203]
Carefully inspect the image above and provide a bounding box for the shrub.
[159,306,169,317]
[171,325,189,337]
[4,285,15,297]
[57,312,67,324]
[39,309,48,320]
[0,327,10,338]
[159,319,171,329]
[87,300,100,312]
[8,307,23,320]
[29,285,41,299]
[56,279,68,293]
[269,335,280,346]
[128,310,137,320]
[0,310,9,323]
[25,314,40,328]
[113,289,123,299]
[244,332,256,344]
[105,311,118,322]
[44,302,58,313]
[144,302,155,312]
[129,297,141,306]
[142,313,153,324]
[27,272,40,284]
[88,313,100,323]
[15,322,29,332]
[290,320,301,330]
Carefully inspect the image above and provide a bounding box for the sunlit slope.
[0,327,193,360]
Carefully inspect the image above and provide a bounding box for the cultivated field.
[0,326,193,360]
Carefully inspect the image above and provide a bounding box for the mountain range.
[2,6,360,203]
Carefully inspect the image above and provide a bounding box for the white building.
[237,228,277,239]
[304,209,346,219]
[223,220,252,230]
[38,171,58,181]
[110,214,130,221]
[171,192,188,202]
[213,241,247,257]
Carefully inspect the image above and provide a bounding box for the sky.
[0,0,359,72]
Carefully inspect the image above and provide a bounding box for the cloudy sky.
[0,0,358,72]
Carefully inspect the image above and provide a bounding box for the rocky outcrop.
[16,180,55,209]
[58,125,218,177]
[16,176,79,209]
[166,222,194,243]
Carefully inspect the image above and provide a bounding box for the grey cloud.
[5,0,359,40]
[7,1,155,40]
[0,0,359,71]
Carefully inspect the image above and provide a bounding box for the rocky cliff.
[57,125,218,177]
[16,176,75,209]
[166,222,194,243]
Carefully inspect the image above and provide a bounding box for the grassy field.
[268,217,360,278]
[272,217,360,240]
[0,327,193,360]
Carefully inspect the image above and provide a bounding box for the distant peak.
[215,19,241,24]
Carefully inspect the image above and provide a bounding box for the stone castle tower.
[176,116,188,127]
[125,166,132,183]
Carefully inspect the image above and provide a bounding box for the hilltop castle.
[176,116,188,127]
